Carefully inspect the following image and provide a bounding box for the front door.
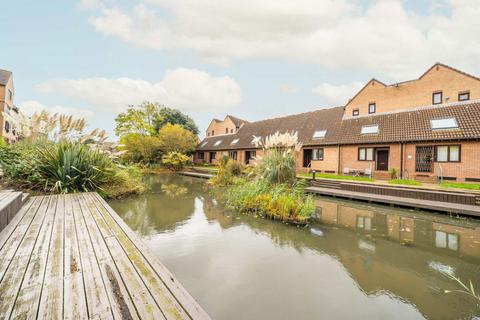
[303,149,313,168]
[376,149,389,171]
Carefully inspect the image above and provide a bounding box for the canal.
[109,174,480,320]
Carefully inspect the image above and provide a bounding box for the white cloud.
[20,100,94,119]
[36,68,242,113]
[86,0,480,79]
[312,81,363,105]
[280,84,300,94]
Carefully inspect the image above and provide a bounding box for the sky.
[1,0,480,139]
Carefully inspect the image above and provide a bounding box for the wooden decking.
[0,192,210,319]
[305,186,480,217]
[0,191,24,233]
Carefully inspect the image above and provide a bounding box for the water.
[109,174,480,320]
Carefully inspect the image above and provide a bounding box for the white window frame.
[361,125,379,135]
[312,148,324,161]
[431,118,458,130]
[312,130,327,139]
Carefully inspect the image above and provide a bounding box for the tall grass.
[256,149,297,185]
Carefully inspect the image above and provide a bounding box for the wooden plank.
[10,195,59,319]
[76,193,144,320]
[80,193,166,320]
[0,196,51,318]
[71,194,113,319]
[63,193,88,320]
[90,192,211,320]
[0,197,36,251]
[38,194,65,319]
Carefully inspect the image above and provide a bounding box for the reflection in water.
[109,174,480,320]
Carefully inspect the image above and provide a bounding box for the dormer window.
[368,103,376,114]
[225,128,228,134]
[230,129,234,133]
[312,130,326,139]
[200,141,208,147]
[361,125,379,134]
[432,91,443,105]
[352,109,359,116]
[231,139,239,145]
[431,118,458,130]
[214,140,222,146]
[458,91,470,101]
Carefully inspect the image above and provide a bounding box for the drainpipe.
[400,142,404,179]
[337,145,341,174]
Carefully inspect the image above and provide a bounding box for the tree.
[157,124,198,155]
[154,107,199,135]
[114,102,161,136]
[119,133,162,164]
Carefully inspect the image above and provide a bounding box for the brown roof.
[197,101,480,151]
[197,107,345,151]
[0,70,12,86]
[227,115,248,127]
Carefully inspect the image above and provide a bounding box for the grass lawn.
[389,179,422,186]
[440,181,480,191]
[298,172,373,182]
[192,165,218,172]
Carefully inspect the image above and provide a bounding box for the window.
[352,109,359,116]
[225,128,228,134]
[435,145,460,162]
[357,216,372,231]
[312,130,326,139]
[200,141,208,148]
[358,147,374,161]
[229,151,237,160]
[368,103,376,114]
[210,152,216,160]
[431,118,458,130]
[312,148,324,161]
[432,91,442,105]
[198,152,204,160]
[214,140,222,146]
[8,90,13,101]
[212,130,215,135]
[231,138,239,145]
[458,91,470,101]
[435,231,458,251]
[4,121,10,133]
[361,125,379,134]
[230,129,234,133]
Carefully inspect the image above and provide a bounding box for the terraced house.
[0,69,20,143]
[196,63,480,183]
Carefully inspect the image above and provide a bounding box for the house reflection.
[314,198,480,260]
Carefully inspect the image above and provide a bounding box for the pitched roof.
[335,101,480,145]
[226,115,248,127]
[0,70,12,86]
[197,107,345,151]
[197,101,480,151]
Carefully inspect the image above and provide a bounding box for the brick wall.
[205,117,237,137]
[298,146,339,173]
[345,64,480,118]
[404,141,480,181]
[339,144,401,173]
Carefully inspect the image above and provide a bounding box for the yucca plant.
[36,141,117,193]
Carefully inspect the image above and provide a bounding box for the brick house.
[196,63,480,182]
[0,70,20,143]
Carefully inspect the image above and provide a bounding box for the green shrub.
[222,178,314,223]
[225,159,244,176]
[37,141,117,193]
[256,149,296,185]
[162,151,190,171]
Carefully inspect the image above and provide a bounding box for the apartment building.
[196,63,480,182]
[0,70,19,143]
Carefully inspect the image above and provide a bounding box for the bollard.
[312,170,316,181]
